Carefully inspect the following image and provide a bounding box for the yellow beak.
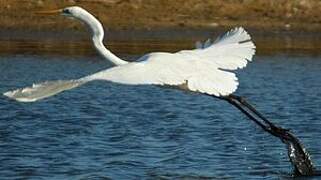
[35,9,63,15]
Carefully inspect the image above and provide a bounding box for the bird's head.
[36,6,91,20]
[36,6,104,40]
[61,6,91,20]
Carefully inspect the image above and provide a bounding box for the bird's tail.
[3,79,88,102]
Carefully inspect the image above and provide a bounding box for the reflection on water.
[0,29,321,56]
[0,33,321,179]
[0,39,192,57]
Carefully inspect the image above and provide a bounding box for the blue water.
[0,54,321,179]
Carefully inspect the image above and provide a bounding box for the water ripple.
[0,55,321,179]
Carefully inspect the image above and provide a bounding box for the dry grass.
[1,0,321,31]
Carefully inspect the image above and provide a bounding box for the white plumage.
[3,6,256,102]
[85,27,254,96]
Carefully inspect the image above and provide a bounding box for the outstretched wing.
[185,27,256,70]
[3,27,255,102]
[87,27,255,97]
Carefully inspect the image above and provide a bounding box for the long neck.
[78,11,128,66]
[92,37,128,66]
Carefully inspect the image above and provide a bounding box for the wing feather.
[179,27,256,70]
[87,27,255,97]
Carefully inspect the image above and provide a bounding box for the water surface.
[0,41,321,179]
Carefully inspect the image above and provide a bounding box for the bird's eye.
[62,9,70,14]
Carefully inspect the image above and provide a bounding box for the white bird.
[3,6,256,102]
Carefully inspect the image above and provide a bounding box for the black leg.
[217,94,317,176]
[228,95,294,138]
[229,95,280,130]
[221,95,274,134]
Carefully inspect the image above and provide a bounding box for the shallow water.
[0,50,321,179]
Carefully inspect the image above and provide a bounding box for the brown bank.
[1,0,321,31]
[0,0,321,55]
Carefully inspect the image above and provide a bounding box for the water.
[0,50,321,179]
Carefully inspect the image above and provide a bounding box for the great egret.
[3,6,318,176]
[3,6,255,102]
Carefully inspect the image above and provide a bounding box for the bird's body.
[3,6,255,102]
[82,35,251,97]
[4,6,318,176]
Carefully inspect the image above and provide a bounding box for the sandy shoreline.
[1,0,321,32]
